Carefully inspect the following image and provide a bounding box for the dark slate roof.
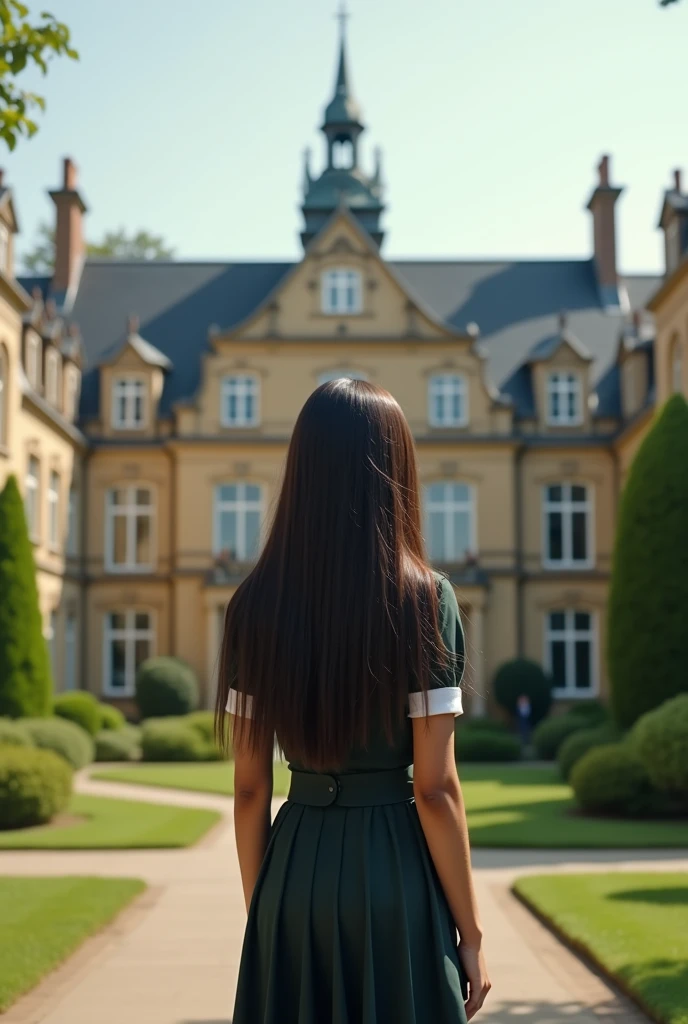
[18,275,51,300]
[19,257,660,422]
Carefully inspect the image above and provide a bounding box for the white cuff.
[408,687,463,718]
[226,687,253,718]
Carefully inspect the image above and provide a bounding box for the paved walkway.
[1,772,686,1024]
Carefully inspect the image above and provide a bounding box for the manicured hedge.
[557,724,618,782]
[0,746,73,828]
[567,700,608,726]
[570,744,654,817]
[608,395,688,728]
[22,717,94,770]
[493,659,553,726]
[0,719,34,747]
[456,730,521,763]
[99,704,126,731]
[457,717,509,735]
[141,719,217,762]
[53,693,102,736]
[632,694,688,797]
[0,476,52,717]
[136,657,199,719]
[532,714,588,760]
[94,729,142,762]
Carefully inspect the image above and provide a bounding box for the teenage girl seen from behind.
[216,379,491,1023]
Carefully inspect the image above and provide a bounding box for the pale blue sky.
[5,0,686,272]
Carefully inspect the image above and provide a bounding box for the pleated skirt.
[232,799,468,1024]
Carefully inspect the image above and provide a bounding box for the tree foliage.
[0,2,78,150]
[22,222,175,272]
[0,475,52,717]
[608,395,688,728]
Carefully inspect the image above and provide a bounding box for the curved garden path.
[1,770,686,1024]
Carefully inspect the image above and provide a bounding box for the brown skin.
[233,711,490,1020]
[412,713,491,1020]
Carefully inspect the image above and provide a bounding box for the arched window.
[0,344,7,448]
[671,335,683,395]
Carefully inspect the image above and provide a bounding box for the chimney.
[674,168,682,194]
[586,154,624,310]
[48,157,87,297]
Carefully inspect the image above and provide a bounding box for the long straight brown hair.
[215,379,449,770]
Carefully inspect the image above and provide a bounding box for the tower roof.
[323,21,362,129]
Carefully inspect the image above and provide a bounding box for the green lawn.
[0,794,220,850]
[0,877,145,1011]
[92,763,688,849]
[514,873,688,1024]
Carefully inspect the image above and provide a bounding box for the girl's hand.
[459,942,491,1020]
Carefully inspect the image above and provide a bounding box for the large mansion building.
[1,27,687,715]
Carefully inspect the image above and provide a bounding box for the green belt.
[287,766,414,808]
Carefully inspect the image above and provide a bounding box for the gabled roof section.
[106,317,173,370]
[527,314,593,363]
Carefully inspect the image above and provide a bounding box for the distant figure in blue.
[516,694,532,749]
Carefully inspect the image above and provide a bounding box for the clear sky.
[5,0,686,272]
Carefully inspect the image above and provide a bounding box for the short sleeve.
[225,654,253,718]
[408,574,465,718]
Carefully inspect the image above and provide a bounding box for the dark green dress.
[230,575,468,1024]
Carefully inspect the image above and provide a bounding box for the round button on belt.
[328,785,334,793]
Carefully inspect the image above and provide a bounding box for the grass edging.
[512,880,664,1024]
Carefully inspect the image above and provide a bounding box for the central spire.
[299,6,385,250]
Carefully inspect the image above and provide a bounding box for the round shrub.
[557,725,619,782]
[99,703,126,731]
[136,657,199,719]
[53,692,101,736]
[571,744,654,816]
[493,659,553,726]
[0,718,34,747]
[532,714,588,760]
[22,717,94,770]
[632,694,688,796]
[0,746,72,829]
[141,719,213,762]
[185,710,215,743]
[94,729,141,763]
[456,730,521,763]
[457,717,509,736]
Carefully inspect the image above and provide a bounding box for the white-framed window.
[103,610,154,697]
[321,268,363,315]
[425,482,476,562]
[25,332,41,391]
[671,338,683,395]
[48,469,60,550]
[65,611,77,690]
[45,348,61,407]
[112,377,147,429]
[25,455,40,541]
[0,222,9,274]
[0,344,7,448]
[64,365,80,421]
[318,369,368,385]
[105,486,154,572]
[67,487,78,556]
[428,374,468,427]
[220,375,260,427]
[545,610,597,697]
[547,372,582,425]
[542,483,593,569]
[214,483,263,560]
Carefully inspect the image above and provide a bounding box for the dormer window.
[428,374,468,428]
[64,365,81,421]
[321,269,363,315]
[45,348,61,408]
[112,376,146,430]
[25,332,41,391]
[547,372,582,426]
[221,375,259,427]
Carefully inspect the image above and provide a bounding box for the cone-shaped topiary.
[608,395,688,728]
[0,476,52,718]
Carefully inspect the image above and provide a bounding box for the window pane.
[574,612,591,631]
[135,612,150,630]
[549,611,565,631]
[426,483,443,504]
[109,612,126,630]
[245,394,254,422]
[550,391,559,419]
[550,640,567,689]
[452,392,462,422]
[245,510,261,558]
[135,488,150,506]
[452,483,470,504]
[567,388,578,419]
[453,510,470,559]
[571,485,587,503]
[218,485,236,503]
[110,488,126,506]
[112,514,127,564]
[547,485,562,502]
[245,484,261,503]
[571,511,587,561]
[574,640,591,690]
[109,639,127,689]
[218,511,237,556]
[427,510,445,559]
[135,515,151,564]
[434,393,445,423]
[547,511,563,561]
